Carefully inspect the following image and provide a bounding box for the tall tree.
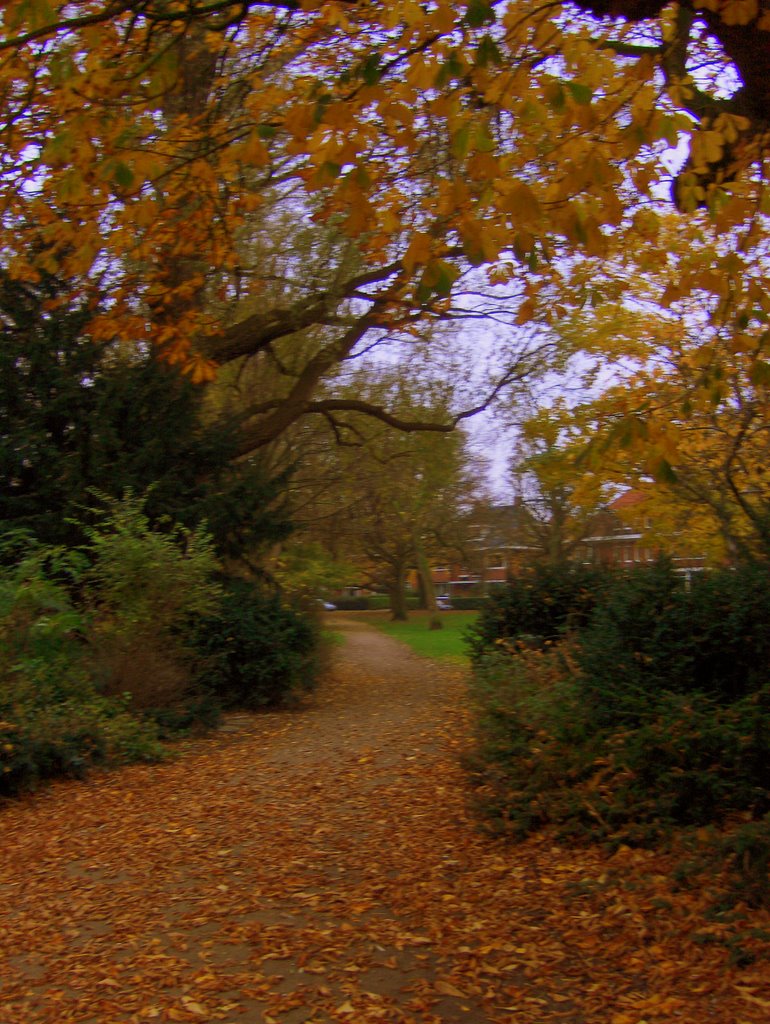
[289,382,476,619]
[0,270,291,562]
[580,319,770,564]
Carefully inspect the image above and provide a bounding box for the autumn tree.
[349,429,472,621]
[287,378,476,620]
[579,312,770,564]
[521,197,770,565]
[510,403,607,565]
[3,0,768,449]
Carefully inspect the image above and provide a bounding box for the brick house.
[430,491,709,595]
[432,501,538,598]
[577,490,708,580]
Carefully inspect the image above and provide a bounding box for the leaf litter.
[1,617,770,1023]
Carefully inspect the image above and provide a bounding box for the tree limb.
[206,260,404,364]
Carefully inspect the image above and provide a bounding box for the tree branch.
[206,260,404,364]
[233,311,383,452]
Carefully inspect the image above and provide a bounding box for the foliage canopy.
[2,1,769,443]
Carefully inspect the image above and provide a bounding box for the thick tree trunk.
[415,540,442,631]
[388,564,409,621]
[389,584,408,621]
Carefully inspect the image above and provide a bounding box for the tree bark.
[414,539,442,631]
[388,568,409,622]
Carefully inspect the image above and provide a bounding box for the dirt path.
[2,618,770,1023]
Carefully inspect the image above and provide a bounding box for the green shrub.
[0,538,164,795]
[367,594,421,611]
[467,560,770,891]
[447,596,488,610]
[0,687,164,795]
[577,561,770,725]
[685,565,770,703]
[82,492,221,634]
[575,559,688,728]
[0,495,227,794]
[466,561,608,661]
[192,579,319,709]
[80,493,223,725]
[0,278,293,567]
[466,646,598,837]
[720,813,770,907]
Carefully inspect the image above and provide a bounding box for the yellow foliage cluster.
[0,0,766,398]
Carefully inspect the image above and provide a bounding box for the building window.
[487,552,505,569]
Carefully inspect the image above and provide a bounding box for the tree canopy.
[2,1,768,450]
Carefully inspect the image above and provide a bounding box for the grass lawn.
[353,609,478,663]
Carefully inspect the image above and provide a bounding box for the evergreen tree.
[0,269,292,562]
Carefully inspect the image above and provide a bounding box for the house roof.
[609,489,646,512]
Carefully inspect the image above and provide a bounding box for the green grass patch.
[362,610,478,663]
[320,628,345,647]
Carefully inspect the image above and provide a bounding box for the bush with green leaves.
[466,645,597,838]
[192,579,319,710]
[367,594,421,611]
[78,493,223,728]
[467,561,770,898]
[333,596,371,611]
[447,596,488,611]
[577,561,770,725]
[0,535,164,794]
[0,268,293,566]
[466,560,608,660]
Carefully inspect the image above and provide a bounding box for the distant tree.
[283,375,477,620]
[510,404,607,565]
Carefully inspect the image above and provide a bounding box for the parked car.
[318,600,337,611]
[436,596,452,610]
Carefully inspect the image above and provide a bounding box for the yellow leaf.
[402,232,432,272]
[180,998,208,1016]
[283,104,314,141]
[458,215,499,264]
[436,980,467,998]
[737,987,770,1007]
[690,129,725,167]
[323,102,354,130]
[516,298,536,324]
[343,196,374,236]
[632,208,660,241]
[407,54,438,90]
[238,131,270,166]
[186,354,219,384]
[501,181,540,223]
[380,208,402,233]
[713,111,750,144]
